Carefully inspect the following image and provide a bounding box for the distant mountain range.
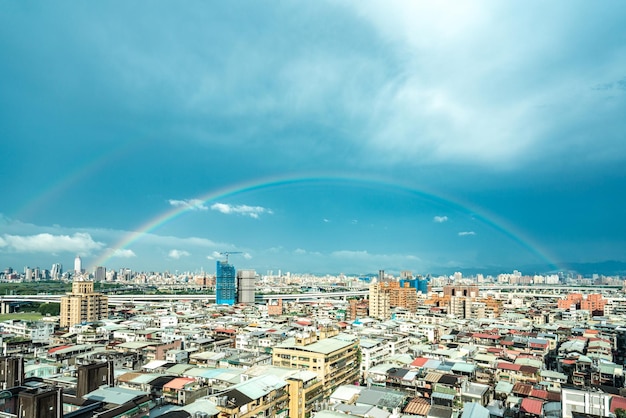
[433,260,626,277]
[347,260,626,278]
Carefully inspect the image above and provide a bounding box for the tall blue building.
[399,276,430,294]
[216,260,236,305]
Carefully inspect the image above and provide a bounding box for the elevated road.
[0,290,370,306]
[1,284,623,307]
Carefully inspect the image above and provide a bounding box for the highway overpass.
[1,284,623,308]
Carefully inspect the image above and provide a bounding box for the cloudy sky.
[1,1,625,276]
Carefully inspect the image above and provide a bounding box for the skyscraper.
[94,266,106,282]
[50,263,62,280]
[216,260,236,305]
[74,256,82,275]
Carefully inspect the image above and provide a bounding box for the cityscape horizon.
[2,3,626,280]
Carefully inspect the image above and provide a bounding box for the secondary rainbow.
[91,174,562,271]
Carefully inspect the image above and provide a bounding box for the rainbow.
[90,173,562,272]
[14,140,145,222]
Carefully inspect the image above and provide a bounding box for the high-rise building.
[273,333,359,397]
[216,260,236,305]
[369,281,418,319]
[59,279,108,327]
[237,269,256,304]
[50,263,62,280]
[94,266,106,282]
[74,255,82,275]
[369,281,390,320]
[389,282,418,311]
[400,270,413,279]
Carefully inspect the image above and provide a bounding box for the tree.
[38,303,60,316]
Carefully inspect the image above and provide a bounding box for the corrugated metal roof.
[431,392,455,401]
[403,397,430,416]
[423,359,442,370]
[356,387,406,409]
[166,364,195,375]
[130,373,162,384]
[497,362,521,371]
[451,362,475,373]
[428,404,454,418]
[424,372,443,383]
[117,341,152,349]
[230,374,287,400]
[512,382,533,396]
[520,398,543,416]
[330,385,362,402]
[184,367,243,383]
[164,377,196,390]
[142,360,168,370]
[462,402,490,418]
[117,372,142,383]
[438,374,461,386]
[473,353,496,363]
[529,388,549,400]
[495,381,514,394]
[402,370,418,381]
[610,396,626,414]
[411,357,429,367]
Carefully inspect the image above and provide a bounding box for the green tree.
[38,303,60,316]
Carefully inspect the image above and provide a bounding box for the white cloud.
[434,216,448,223]
[112,248,136,258]
[332,2,626,168]
[210,203,273,218]
[351,219,358,224]
[331,250,369,258]
[458,231,476,236]
[290,248,323,257]
[323,218,330,223]
[330,249,423,265]
[168,249,191,259]
[0,232,104,254]
[243,252,252,260]
[168,199,208,211]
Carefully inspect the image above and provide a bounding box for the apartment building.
[60,279,108,328]
[272,332,359,397]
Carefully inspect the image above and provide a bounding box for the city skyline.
[1,2,626,275]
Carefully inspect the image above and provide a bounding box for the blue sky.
[1,1,625,276]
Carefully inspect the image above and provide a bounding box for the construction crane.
[219,251,243,263]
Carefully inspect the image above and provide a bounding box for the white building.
[0,320,55,343]
[74,255,82,274]
[561,387,612,418]
[359,338,390,377]
[166,349,189,364]
[157,315,179,329]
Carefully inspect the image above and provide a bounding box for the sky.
[1,1,626,276]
